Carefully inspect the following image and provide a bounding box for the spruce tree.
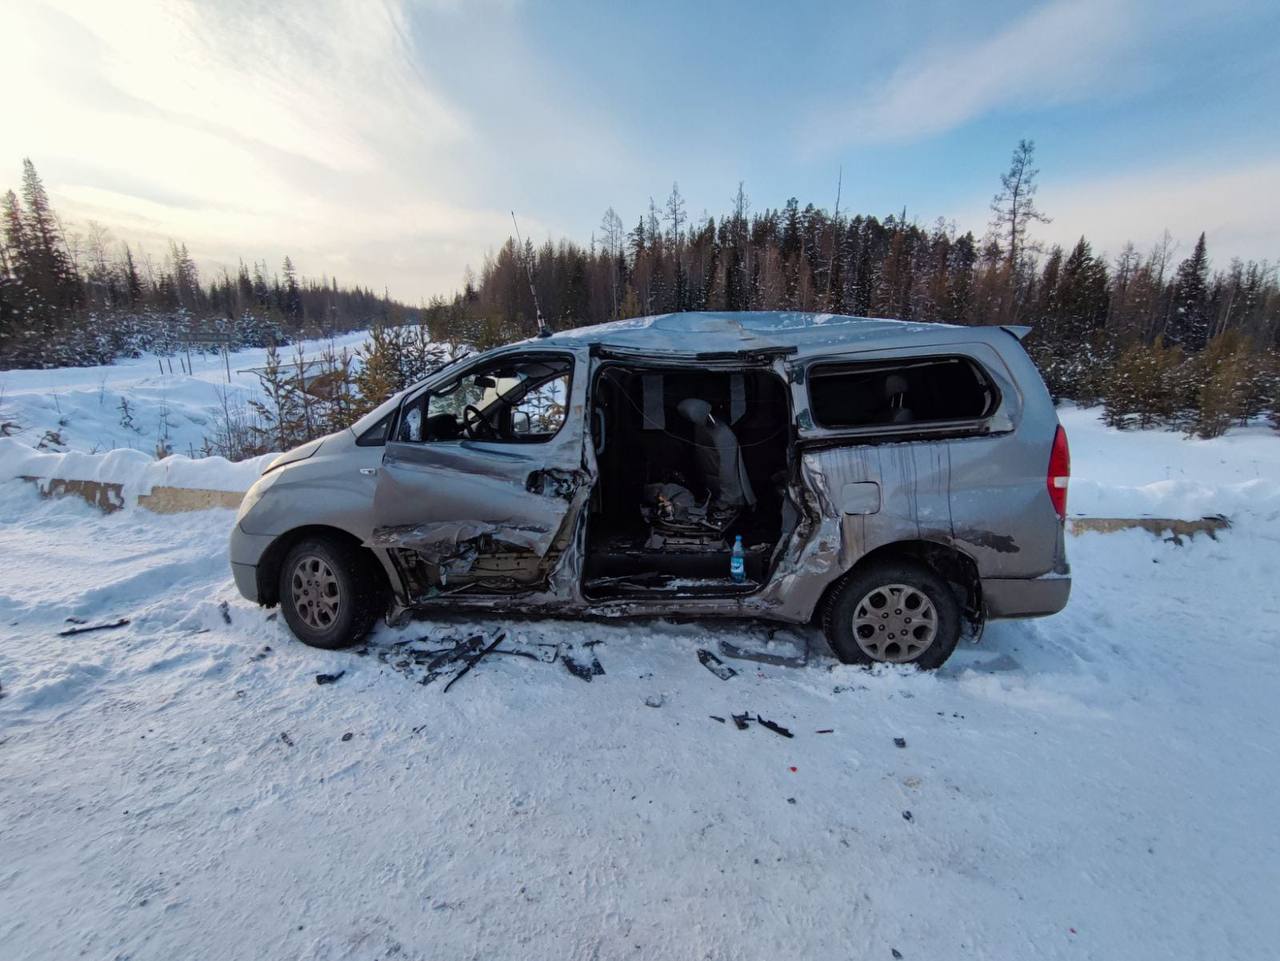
[1168,233,1210,351]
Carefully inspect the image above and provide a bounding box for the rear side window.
[808,356,997,430]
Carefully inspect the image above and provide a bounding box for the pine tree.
[1168,233,1210,351]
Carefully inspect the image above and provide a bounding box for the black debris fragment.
[709,715,726,724]
[411,724,428,735]
[755,715,793,738]
[786,797,797,805]
[894,737,907,749]
[315,671,345,686]
[816,729,834,734]
[57,617,130,637]
[442,631,507,693]
[250,646,272,662]
[219,600,232,625]
[280,732,294,747]
[892,950,904,960]
[697,648,737,681]
[902,810,913,822]
[64,616,87,625]
[562,644,604,682]
[731,713,750,731]
[341,732,353,742]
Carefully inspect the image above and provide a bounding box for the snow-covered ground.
[1,356,1278,958]
[0,332,371,459]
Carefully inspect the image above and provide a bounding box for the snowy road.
[2,470,1278,960]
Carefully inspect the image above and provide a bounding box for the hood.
[262,436,326,475]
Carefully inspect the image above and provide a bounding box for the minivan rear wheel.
[278,537,381,649]
[823,560,961,669]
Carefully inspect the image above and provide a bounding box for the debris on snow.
[315,671,345,686]
[56,617,130,636]
[279,732,294,747]
[697,648,737,680]
[755,715,793,738]
[644,694,665,708]
[442,631,506,693]
[894,737,907,749]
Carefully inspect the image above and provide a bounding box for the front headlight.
[236,469,281,522]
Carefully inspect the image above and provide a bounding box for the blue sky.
[4,0,1279,301]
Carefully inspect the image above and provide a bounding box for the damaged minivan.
[230,311,1071,668]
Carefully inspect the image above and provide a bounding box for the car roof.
[532,311,1017,359]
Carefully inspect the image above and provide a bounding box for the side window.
[355,412,393,446]
[807,356,997,430]
[395,354,573,444]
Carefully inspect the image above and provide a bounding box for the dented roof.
[537,311,1010,359]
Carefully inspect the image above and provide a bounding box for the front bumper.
[228,524,278,603]
[231,561,259,602]
[982,574,1071,619]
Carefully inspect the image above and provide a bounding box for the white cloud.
[0,0,516,300]
[946,157,1280,267]
[827,0,1142,144]
[1035,159,1280,266]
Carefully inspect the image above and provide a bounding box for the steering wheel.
[461,404,499,440]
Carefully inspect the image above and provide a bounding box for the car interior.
[583,363,796,598]
[394,355,572,445]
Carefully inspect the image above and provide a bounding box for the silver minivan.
[230,311,1071,669]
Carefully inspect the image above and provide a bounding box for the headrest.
[883,374,908,397]
[676,398,713,425]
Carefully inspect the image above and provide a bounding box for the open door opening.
[584,363,794,598]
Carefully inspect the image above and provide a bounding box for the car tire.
[823,560,962,670]
[278,537,382,649]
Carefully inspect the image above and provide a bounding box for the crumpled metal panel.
[372,519,550,560]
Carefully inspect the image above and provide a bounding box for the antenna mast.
[511,211,549,338]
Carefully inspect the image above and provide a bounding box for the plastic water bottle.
[730,535,746,584]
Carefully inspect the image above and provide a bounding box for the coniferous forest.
[3,144,1278,450]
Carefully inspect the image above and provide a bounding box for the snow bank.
[1058,405,1280,522]
[0,437,274,496]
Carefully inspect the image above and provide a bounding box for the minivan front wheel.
[278,537,381,649]
[824,560,961,669]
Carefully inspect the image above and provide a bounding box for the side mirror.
[511,410,532,434]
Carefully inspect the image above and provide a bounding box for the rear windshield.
[808,356,997,430]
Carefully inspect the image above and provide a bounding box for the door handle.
[359,467,378,476]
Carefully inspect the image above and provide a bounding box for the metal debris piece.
[443,631,507,693]
[731,713,750,731]
[57,617,130,637]
[894,737,907,748]
[280,732,294,747]
[902,810,913,822]
[697,648,737,680]
[709,715,726,723]
[718,636,809,668]
[816,729,834,734]
[341,732,353,742]
[755,715,793,738]
[315,671,345,686]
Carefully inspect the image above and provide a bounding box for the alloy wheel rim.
[290,555,340,631]
[851,583,938,663]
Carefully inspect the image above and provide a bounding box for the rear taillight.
[1047,425,1070,519]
